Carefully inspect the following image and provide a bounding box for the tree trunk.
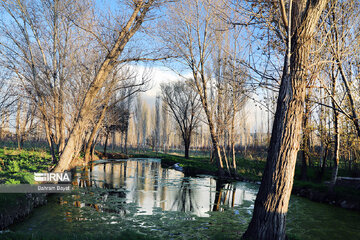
[242,1,328,239]
[84,104,109,165]
[222,145,231,174]
[331,69,340,187]
[337,60,360,138]
[58,89,66,154]
[231,100,237,172]
[232,143,236,172]
[205,112,225,175]
[192,68,225,175]
[104,131,110,156]
[301,92,311,180]
[319,143,328,181]
[42,113,57,164]
[16,100,21,150]
[184,140,190,159]
[111,131,115,152]
[243,67,306,240]
[124,127,129,154]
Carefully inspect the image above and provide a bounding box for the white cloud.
[145,66,180,97]
[128,64,184,106]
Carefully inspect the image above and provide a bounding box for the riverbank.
[0,193,47,230]
[0,148,53,230]
[130,151,360,211]
[292,181,360,211]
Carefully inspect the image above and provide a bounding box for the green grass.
[130,151,266,181]
[293,180,329,192]
[130,152,218,175]
[0,148,53,184]
[0,147,53,213]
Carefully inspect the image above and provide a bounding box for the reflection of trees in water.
[66,163,128,218]
[171,178,197,212]
[160,168,167,210]
[99,162,127,215]
[212,181,245,211]
[66,161,251,220]
[74,166,92,188]
[120,161,127,186]
[66,160,172,220]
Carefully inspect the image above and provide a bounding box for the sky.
[134,64,272,134]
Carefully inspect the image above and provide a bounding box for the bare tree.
[161,81,202,158]
[0,0,82,161]
[154,95,161,153]
[134,95,143,152]
[243,0,329,239]
[162,101,169,153]
[142,102,149,150]
[124,88,135,154]
[320,0,360,184]
[159,0,247,174]
[102,102,130,155]
[53,0,162,171]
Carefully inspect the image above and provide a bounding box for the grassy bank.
[0,148,53,217]
[130,151,265,181]
[0,148,53,185]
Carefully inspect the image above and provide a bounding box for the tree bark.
[337,61,360,138]
[331,108,340,185]
[124,125,129,154]
[242,1,328,239]
[41,111,57,164]
[331,65,340,186]
[301,92,311,180]
[231,95,237,172]
[104,131,110,156]
[16,100,21,150]
[184,140,190,159]
[84,104,109,165]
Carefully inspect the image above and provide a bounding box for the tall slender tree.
[243,0,328,239]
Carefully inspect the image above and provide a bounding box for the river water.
[9,159,360,239]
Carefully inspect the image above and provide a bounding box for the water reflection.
[73,159,256,217]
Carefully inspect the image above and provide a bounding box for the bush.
[5,178,20,184]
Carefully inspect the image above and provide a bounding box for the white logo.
[34,172,71,182]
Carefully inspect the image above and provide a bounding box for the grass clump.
[0,148,53,184]
[0,147,53,212]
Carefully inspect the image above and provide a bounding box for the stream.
[8,158,360,239]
